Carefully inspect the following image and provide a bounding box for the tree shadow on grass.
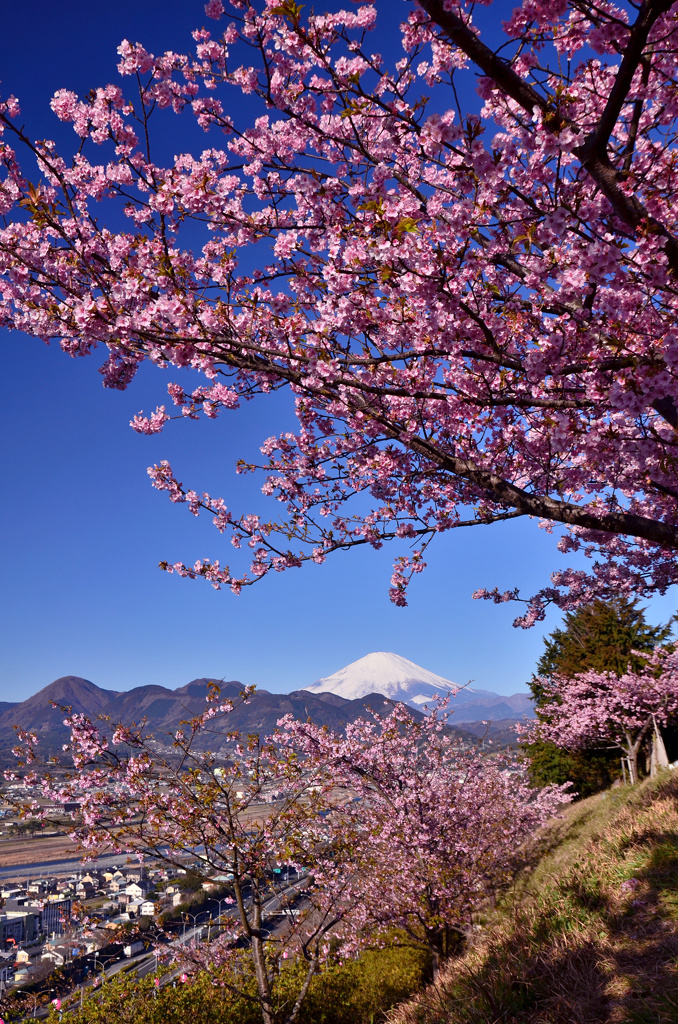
[599,828,678,1023]
[391,933,612,1024]
[390,780,678,1024]
[522,808,678,1022]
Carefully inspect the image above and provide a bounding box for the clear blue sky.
[1,0,675,703]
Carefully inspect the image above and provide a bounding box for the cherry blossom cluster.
[276,699,570,964]
[2,1,678,616]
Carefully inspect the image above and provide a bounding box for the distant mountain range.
[0,674,464,764]
[305,652,534,724]
[0,654,532,763]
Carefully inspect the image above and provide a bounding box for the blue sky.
[1,0,675,703]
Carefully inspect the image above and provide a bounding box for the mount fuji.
[304,652,534,724]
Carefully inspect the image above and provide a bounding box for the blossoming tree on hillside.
[7,690,566,1020]
[528,648,678,783]
[277,701,569,975]
[7,688,348,1024]
[524,597,674,795]
[2,0,678,619]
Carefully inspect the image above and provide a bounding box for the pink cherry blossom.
[2,2,678,617]
[277,698,569,971]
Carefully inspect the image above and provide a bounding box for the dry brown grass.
[0,832,80,868]
[388,775,678,1024]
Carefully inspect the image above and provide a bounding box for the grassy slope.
[390,774,678,1024]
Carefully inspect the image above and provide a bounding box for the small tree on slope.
[528,649,678,784]
[277,701,569,976]
[4,2,678,617]
[526,597,674,795]
[6,688,347,1024]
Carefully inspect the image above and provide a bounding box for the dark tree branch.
[416,0,549,115]
[583,0,672,155]
[418,0,678,274]
[652,396,678,428]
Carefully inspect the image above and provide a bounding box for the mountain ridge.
[0,653,533,762]
[0,674,479,763]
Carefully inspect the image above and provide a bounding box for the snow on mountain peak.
[304,651,459,704]
[304,652,535,723]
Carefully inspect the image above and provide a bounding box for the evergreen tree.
[536,599,671,681]
[525,598,674,796]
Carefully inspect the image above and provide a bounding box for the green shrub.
[35,942,428,1024]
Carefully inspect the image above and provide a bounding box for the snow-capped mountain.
[304,652,534,723]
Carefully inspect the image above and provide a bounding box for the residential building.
[0,949,15,996]
[125,883,148,900]
[0,909,38,947]
[39,898,71,938]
